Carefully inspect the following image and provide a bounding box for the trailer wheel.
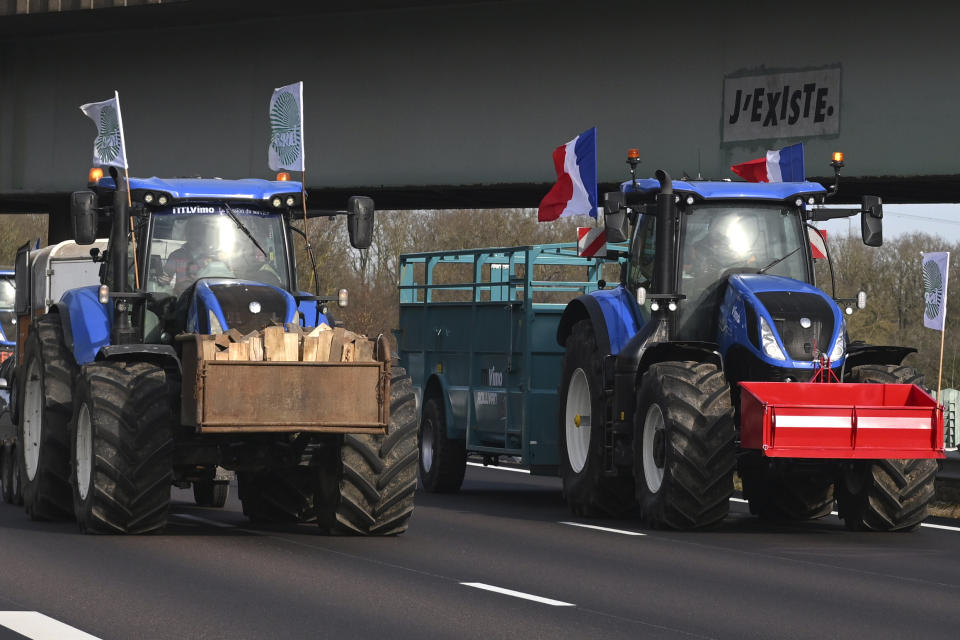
[418,396,466,492]
[238,469,316,523]
[18,315,75,520]
[193,480,229,508]
[558,320,635,517]
[838,364,937,531]
[1,443,13,504]
[315,366,418,535]
[70,361,174,534]
[634,361,735,529]
[739,455,835,521]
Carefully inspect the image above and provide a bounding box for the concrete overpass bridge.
[1,0,958,240]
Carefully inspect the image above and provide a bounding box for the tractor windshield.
[145,207,289,295]
[0,278,14,309]
[677,203,809,340]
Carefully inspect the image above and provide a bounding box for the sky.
[818,203,960,244]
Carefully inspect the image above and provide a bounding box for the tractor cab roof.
[620,178,826,202]
[96,176,303,201]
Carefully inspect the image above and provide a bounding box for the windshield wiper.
[222,202,269,260]
[758,247,801,274]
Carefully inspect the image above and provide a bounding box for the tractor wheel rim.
[565,368,591,474]
[642,403,666,494]
[421,418,435,474]
[22,359,43,482]
[76,403,93,501]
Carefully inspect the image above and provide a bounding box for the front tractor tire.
[418,395,466,493]
[837,364,937,532]
[634,362,735,530]
[315,366,418,535]
[558,320,634,518]
[18,315,76,520]
[70,362,175,534]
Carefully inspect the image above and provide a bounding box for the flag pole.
[938,321,946,400]
[124,166,141,290]
[301,169,318,295]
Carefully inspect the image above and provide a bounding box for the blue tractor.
[16,169,417,534]
[556,152,943,530]
[0,268,14,370]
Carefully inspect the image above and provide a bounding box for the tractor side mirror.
[71,190,98,246]
[860,195,883,247]
[347,196,375,250]
[603,192,629,243]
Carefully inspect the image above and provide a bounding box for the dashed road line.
[559,521,645,536]
[0,612,101,640]
[921,522,960,532]
[460,583,574,606]
[466,462,530,474]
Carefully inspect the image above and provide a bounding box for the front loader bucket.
[739,382,945,459]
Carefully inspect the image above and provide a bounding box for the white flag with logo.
[922,251,950,331]
[79,91,128,169]
[268,81,305,171]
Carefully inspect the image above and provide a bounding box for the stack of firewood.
[199,324,376,362]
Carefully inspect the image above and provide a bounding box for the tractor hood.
[720,273,845,368]
[185,278,299,335]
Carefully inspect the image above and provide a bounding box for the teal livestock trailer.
[396,242,619,491]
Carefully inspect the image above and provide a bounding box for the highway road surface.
[1,463,960,640]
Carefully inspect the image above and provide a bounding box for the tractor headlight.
[208,309,224,335]
[830,329,845,362]
[760,316,787,360]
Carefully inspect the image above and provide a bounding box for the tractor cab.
[69,170,374,356]
[602,153,881,384]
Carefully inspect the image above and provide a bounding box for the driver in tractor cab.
[160,216,234,294]
[684,212,760,282]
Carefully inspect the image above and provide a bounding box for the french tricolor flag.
[731,143,805,183]
[538,127,598,222]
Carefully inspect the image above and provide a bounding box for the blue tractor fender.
[56,285,110,365]
[296,292,331,329]
[421,372,461,441]
[557,285,643,356]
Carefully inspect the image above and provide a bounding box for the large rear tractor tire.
[18,315,76,520]
[558,320,635,518]
[634,361,735,529]
[838,364,937,532]
[418,395,466,493]
[838,459,937,532]
[739,455,835,521]
[316,366,418,535]
[70,362,174,534]
[238,468,316,523]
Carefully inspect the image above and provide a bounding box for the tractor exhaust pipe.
[653,169,675,295]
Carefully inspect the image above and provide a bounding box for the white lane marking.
[559,521,646,536]
[921,522,960,532]
[466,462,530,474]
[732,498,960,532]
[172,513,235,528]
[460,583,574,607]
[0,612,102,640]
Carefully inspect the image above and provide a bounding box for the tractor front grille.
[756,292,835,361]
